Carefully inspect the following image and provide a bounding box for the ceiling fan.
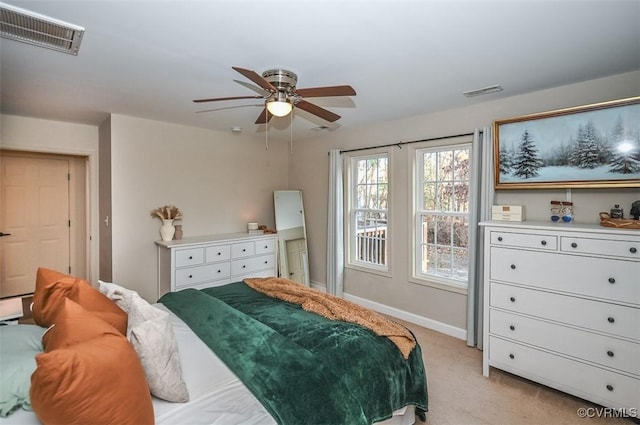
[193,67,356,124]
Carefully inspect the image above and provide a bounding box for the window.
[414,144,471,288]
[347,152,389,271]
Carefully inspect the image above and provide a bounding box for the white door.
[285,238,307,284]
[0,154,71,298]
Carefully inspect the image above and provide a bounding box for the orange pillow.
[32,267,82,327]
[42,298,121,352]
[73,279,127,334]
[32,267,127,334]
[30,334,154,425]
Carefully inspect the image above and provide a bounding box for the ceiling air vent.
[0,2,84,55]
[462,84,503,98]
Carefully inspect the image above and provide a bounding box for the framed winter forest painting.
[493,97,640,189]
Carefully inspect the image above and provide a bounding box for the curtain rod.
[338,131,476,154]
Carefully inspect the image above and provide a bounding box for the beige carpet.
[398,319,634,425]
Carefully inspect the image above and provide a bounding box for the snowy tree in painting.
[499,145,513,174]
[569,121,604,169]
[512,129,542,178]
[608,116,640,174]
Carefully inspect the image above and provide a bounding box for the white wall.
[107,115,290,301]
[0,115,100,284]
[288,70,640,333]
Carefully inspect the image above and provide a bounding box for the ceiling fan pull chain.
[265,109,269,150]
[290,112,293,154]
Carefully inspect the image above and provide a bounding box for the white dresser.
[156,233,278,296]
[480,221,640,412]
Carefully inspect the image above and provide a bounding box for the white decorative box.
[491,205,525,221]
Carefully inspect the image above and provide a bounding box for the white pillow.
[98,281,189,402]
[98,280,136,312]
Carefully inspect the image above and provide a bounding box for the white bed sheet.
[2,303,416,425]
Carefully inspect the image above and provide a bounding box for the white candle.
[247,222,259,230]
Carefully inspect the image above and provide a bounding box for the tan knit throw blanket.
[244,277,416,359]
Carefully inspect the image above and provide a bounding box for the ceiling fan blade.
[255,107,273,124]
[295,100,341,122]
[232,66,277,93]
[193,95,264,103]
[295,85,356,98]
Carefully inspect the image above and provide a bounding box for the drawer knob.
[509,354,515,359]
[630,247,637,254]
[242,248,247,252]
[242,265,246,269]
[607,350,614,357]
[509,325,515,331]
[607,316,615,323]
[510,264,516,270]
[188,274,193,279]
[510,297,516,302]
[608,277,616,284]
[218,252,221,256]
[189,256,193,260]
[571,242,577,248]
[217,269,221,273]
[540,240,547,246]
[606,384,614,391]
[497,236,503,242]
[264,261,268,264]
[264,245,268,249]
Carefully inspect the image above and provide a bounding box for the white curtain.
[326,149,344,296]
[466,127,494,349]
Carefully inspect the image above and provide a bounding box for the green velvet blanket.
[159,282,428,425]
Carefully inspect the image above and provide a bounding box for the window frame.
[410,139,472,294]
[344,148,392,276]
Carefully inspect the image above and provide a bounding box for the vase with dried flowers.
[150,205,183,241]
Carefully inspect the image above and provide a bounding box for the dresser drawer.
[490,283,640,340]
[490,247,640,305]
[561,236,640,260]
[490,309,640,376]
[489,336,640,410]
[231,254,276,277]
[175,263,231,287]
[175,248,204,267]
[490,230,557,250]
[205,245,231,262]
[231,241,254,258]
[255,238,276,255]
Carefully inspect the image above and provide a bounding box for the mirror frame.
[274,190,309,286]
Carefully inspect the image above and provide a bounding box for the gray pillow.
[0,324,45,416]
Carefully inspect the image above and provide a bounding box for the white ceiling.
[1,0,639,141]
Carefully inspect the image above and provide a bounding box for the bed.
[1,269,428,425]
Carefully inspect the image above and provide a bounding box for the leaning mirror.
[274,190,309,286]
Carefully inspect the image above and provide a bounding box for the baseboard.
[309,280,467,341]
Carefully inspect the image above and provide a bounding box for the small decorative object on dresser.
[491,205,525,221]
[480,221,640,413]
[150,205,183,241]
[630,200,640,220]
[173,224,183,240]
[550,200,573,222]
[599,212,640,229]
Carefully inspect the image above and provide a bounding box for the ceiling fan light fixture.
[266,99,292,117]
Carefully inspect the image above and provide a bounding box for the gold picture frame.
[493,97,640,189]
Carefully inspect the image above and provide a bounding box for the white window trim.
[344,147,392,277]
[408,137,473,294]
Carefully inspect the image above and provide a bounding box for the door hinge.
[68,266,71,273]
[68,173,70,181]
[68,220,71,227]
